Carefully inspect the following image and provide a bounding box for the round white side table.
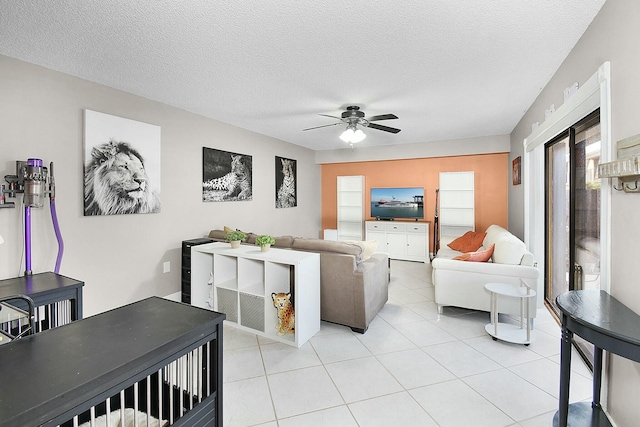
[484,282,536,345]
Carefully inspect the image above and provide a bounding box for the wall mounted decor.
[202,147,252,202]
[275,156,297,208]
[83,110,161,216]
[512,156,522,186]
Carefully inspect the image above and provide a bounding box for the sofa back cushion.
[483,224,527,265]
[493,238,527,265]
[483,224,507,249]
[208,229,227,240]
[292,238,363,260]
[273,235,294,248]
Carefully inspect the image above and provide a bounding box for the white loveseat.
[431,225,540,317]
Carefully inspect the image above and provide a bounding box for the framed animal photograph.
[275,156,297,208]
[202,147,253,202]
[83,110,161,216]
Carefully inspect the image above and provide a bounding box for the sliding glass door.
[546,135,571,308]
[545,111,601,366]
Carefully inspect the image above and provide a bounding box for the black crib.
[0,297,224,427]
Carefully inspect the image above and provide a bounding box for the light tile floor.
[223,260,593,427]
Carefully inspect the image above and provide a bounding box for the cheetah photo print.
[202,147,253,202]
[275,156,297,208]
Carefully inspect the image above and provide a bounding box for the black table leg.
[557,317,573,427]
[592,346,603,409]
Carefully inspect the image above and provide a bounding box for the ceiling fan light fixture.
[352,129,366,143]
[339,127,355,143]
[339,125,366,144]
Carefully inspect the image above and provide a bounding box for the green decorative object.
[255,235,275,246]
[225,231,246,249]
[256,235,275,252]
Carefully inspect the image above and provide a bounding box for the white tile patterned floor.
[222,260,593,427]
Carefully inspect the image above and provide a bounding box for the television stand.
[365,220,430,263]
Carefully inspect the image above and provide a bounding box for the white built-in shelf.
[337,176,365,241]
[439,172,475,238]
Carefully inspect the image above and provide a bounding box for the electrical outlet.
[163,261,170,273]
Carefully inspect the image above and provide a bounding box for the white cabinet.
[190,242,320,347]
[337,176,365,241]
[366,221,430,263]
[439,172,475,239]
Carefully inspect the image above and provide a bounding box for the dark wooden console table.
[554,290,640,427]
[0,272,84,331]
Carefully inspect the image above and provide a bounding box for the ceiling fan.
[303,106,401,145]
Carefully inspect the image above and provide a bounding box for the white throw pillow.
[483,224,507,248]
[492,238,526,265]
[344,240,379,261]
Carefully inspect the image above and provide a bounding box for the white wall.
[316,134,510,164]
[509,1,640,424]
[0,55,321,317]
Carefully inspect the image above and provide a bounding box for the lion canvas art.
[83,110,161,216]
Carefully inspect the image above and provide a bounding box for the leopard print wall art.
[275,156,297,208]
[202,147,252,202]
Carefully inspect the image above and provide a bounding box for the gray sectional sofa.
[207,229,390,333]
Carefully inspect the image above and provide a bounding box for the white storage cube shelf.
[190,242,320,347]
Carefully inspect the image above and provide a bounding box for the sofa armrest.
[431,257,539,280]
[355,253,387,274]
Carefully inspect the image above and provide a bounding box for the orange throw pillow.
[453,244,495,262]
[447,231,487,252]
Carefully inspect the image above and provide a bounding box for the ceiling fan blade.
[318,114,343,120]
[368,114,398,121]
[367,122,401,134]
[302,122,343,131]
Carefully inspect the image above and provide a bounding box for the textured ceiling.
[0,1,606,151]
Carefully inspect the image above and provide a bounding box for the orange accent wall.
[321,153,509,253]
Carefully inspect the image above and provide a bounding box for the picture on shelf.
[275,156,297,208]
[83,110,161,216]
[202,147,253,202]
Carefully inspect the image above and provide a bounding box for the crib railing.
[59,341,216,427]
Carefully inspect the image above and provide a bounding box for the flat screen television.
[370,187,424,220]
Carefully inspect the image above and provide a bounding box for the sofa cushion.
[292,238,363,260]
[273,235,294,248]
[448,231,486,252]
[453,244,494,262]
[483,224,508,249]
[221,226,253,242]
[493,238,526,265]
[208,229,227,240]
[344,240,379,261]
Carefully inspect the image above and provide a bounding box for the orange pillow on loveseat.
[447,231,486,253]
[453,244,495,262]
